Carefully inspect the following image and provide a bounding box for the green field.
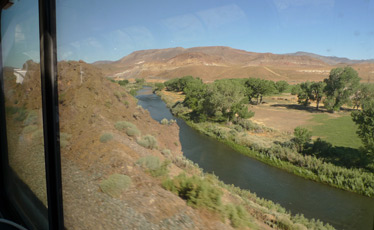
[308,114,362,149]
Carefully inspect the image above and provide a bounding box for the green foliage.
[293,127,312,152]
[126,127,140,137]
[275,80,289,93]
[161,149,172,157]
[291,84,302,95]
[100,133,113,143]
[23,125,38,134]
[161,118,169,125]
[136,156,169,177]
[324,66,361,111]
[164,76,197,92]
[129,89,137,96]
[154,82,165,91]
[310,81,326,109]
[245,78,276,104]
[136,135,158,149]
[100,174,132,198]
[163,173,223,210]
[351,83,374,110]
[115,121,136,131]
[224,204,251,228]
[117,79,129,86]
[23,110,38,126]
[352,100,374,159]
[297,82,312,106]
[60,132,72,148]
[135,78,145,84]
[136,155,160,170]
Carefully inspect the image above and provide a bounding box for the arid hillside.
[94,46,374,83]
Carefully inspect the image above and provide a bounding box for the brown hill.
[5,60,289,229]
[95,46,374,83]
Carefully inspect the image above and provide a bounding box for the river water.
[136,87,374,230]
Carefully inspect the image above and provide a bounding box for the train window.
[1,0,49,229]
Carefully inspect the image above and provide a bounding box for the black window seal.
[39,0,64,229]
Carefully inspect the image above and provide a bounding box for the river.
[136,87,374,230]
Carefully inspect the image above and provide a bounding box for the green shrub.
[23,125,38,134]
[276,215,293,230]
[15,108,28,121]
[162,173,223,211]
[60,132,72,148]
[135,156,169,177]
[100,133,113,143]
[23,111,38,126]
[161,118,169,125]
[100,174,132,198]
[224,204,251,228]
[137,135,158,149]
[136,155,161,170]
[126,127,140,137]
[161,149,172,157]
[150,160,170,177]
[115,121,136,131]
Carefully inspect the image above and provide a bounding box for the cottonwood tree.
[352,83,374,110]
[310,81,326,110]
[297,82,313,106]
[203,80,251,121]
[323,67,361,112]
[292,127,312,153]
[275,80,289,93]
[352,100,374,159]
[245,78,276,104]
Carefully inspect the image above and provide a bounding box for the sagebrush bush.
[161,149,172,157]
[115,121,136,131]
[162,173,223,211]
[136,135,158,149]
[23,110,38,126]
[23,125,38,134]
[60,132,72,148]
[225,204,251,228]
[126,127,140,137]
[100,133,113,143]
[100,174,132,198]
[161,118,169,125]
[136,155,160,170]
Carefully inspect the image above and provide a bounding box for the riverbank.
[156,89,374,198]
[136,87,338,230]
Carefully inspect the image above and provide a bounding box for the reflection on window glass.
[1,0,47,207]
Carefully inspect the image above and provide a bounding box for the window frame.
[0,0,64,229]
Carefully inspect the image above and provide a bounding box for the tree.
[275,80,289,93]
[351,83,374,110]
[245,78,276,104]
[323,67,361,112]
[203,80,251,121]
[297,82,313,106]
[292,127,312,153]
[310,81,326,110]
[352,100,374,159]
[291,84,302,95]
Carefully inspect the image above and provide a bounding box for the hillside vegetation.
[3,60,337,229]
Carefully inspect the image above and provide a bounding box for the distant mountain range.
[94,46,374,83]
[285,51,374,65]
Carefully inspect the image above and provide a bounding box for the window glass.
[57,1,374,230]
[1,0,48,209]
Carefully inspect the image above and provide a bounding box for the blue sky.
[2,0,374,67]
